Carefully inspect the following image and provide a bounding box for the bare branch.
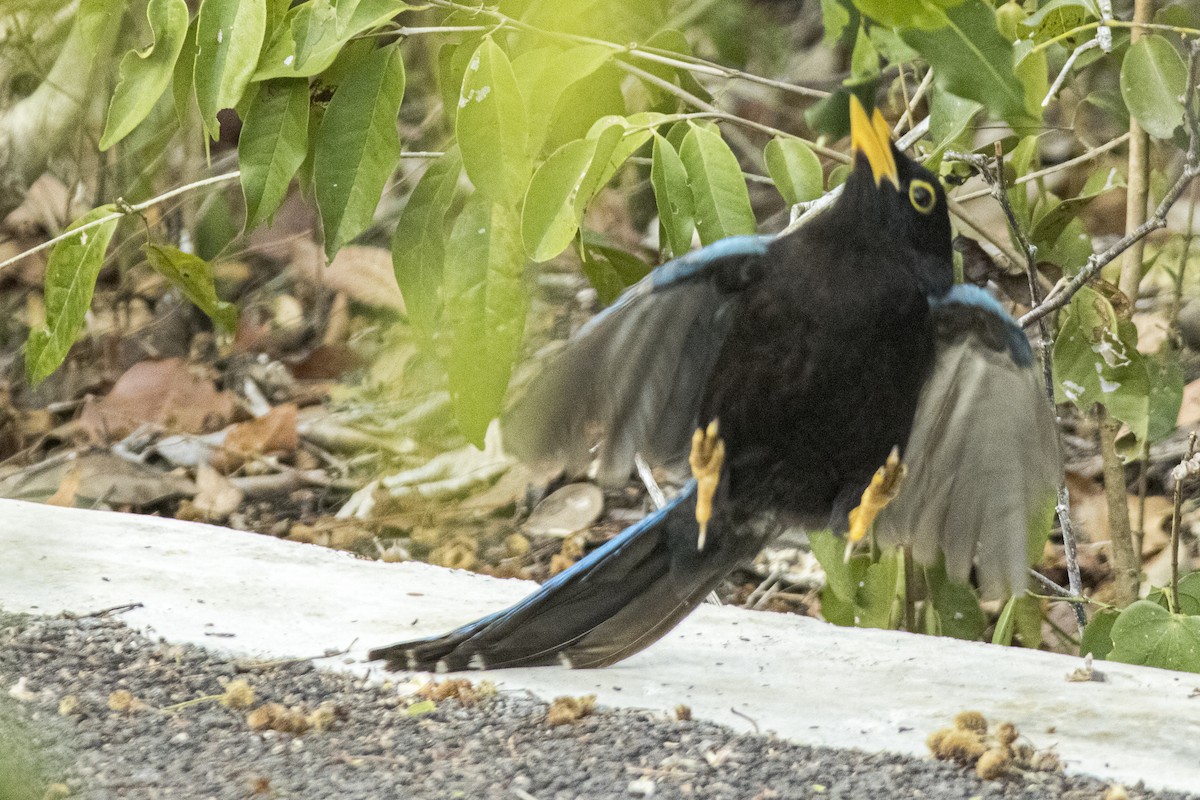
[1021,40,1200,328]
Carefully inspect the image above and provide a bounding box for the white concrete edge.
[1,499,1197,792]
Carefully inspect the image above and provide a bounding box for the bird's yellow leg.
[846,446,907,547]
[688,419,724,551]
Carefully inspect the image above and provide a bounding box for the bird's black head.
[829,97,954,297]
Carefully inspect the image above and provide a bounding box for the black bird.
[370,98,1059,672]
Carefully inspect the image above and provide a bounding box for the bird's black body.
[369,104,1058,673]
[704,161,950,530]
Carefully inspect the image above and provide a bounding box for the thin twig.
[1022,41,1200,328]
[1169,433,1198,614]
[954,134,1130,203]
[1042,39,1100,108]
[614,60,847,164]
[893,68,933,137]
[0,171,240,274]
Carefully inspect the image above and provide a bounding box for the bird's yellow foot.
[689,419,724,551]
[847,446,907,545]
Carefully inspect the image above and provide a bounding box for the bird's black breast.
[699,230,938,528]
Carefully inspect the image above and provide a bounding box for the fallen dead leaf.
[323,246,405,312]
[80,359,236,442]
[0,450,196,507]
[192,464,244,520]
[213,403,298,471]
[44,461,81,507]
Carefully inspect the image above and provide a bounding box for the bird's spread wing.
[503,235,772,486]
[875,285,1060,597]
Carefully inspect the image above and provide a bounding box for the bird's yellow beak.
[849,95,899,189]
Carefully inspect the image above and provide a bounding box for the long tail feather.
[369,482,748,671]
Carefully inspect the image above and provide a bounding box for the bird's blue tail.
[369,482,747,670]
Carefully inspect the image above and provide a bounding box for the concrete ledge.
[1,498,1196,791]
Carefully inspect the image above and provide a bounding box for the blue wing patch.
[578,235,772,339]
[930,284,1033,367]
[650,234,773,290]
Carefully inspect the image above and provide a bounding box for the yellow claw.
[688,419,725,551]
[847,446,907,545]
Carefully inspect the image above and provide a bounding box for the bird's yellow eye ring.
[909,180,936,214]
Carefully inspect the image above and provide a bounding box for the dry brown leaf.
[1178,379,1200,430]
[80,359,236,442]
[322,246,405,312]
[0,450,196,506]
[192,464,244,520]
[44,461,81,507]
[213,404,299,470]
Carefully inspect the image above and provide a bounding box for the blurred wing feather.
[503,236,771,486]
[876,286,1060,597]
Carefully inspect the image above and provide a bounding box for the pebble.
[0,612,1194,800]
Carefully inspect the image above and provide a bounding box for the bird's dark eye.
[909,180,936,214]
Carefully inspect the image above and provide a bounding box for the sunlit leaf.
[457,39,531,202]
[313,43,405,260]
[444,195,527,445]
[392,148,463,331]
[651,133,695,257]
[764,137,823,207]
[521,138,599,262]
[680,124,756,245]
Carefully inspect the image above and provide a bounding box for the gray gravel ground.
[1,611,1194,800]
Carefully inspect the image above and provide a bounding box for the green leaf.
[651,134,696,258]
[809,530,861,603]
[172,16,198,123]
[392,147,463,331]
[857,552,902,629]
[902,0,1039,130]
[992,595,1020,645]
[521,138,599,263]
[143,244,238,330]
[820,0,854,45]
[313,44,405,261]
[1148,574,1200,616]
[580,243,651,306]
[516,44,613,159]
[101,0,190,151]
[679,124,756,245]
[1121,35,1188,139]
[925,87,981,166]
[764,137,823,207]
[1053,286,1177,443]
[925,560,986,640]
[1109,600,1200,673]
[254,0,407,79]
[1081,609,1118,659]
[444,195,528,445]
[849,23,880,80]
[193,0,267,139]
[1030,166,1124,250]
[1021,0,1097,44]
[25,207,120,383]
[239,78,309,230]
[852,0,958,30]
[457,39,531,202]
